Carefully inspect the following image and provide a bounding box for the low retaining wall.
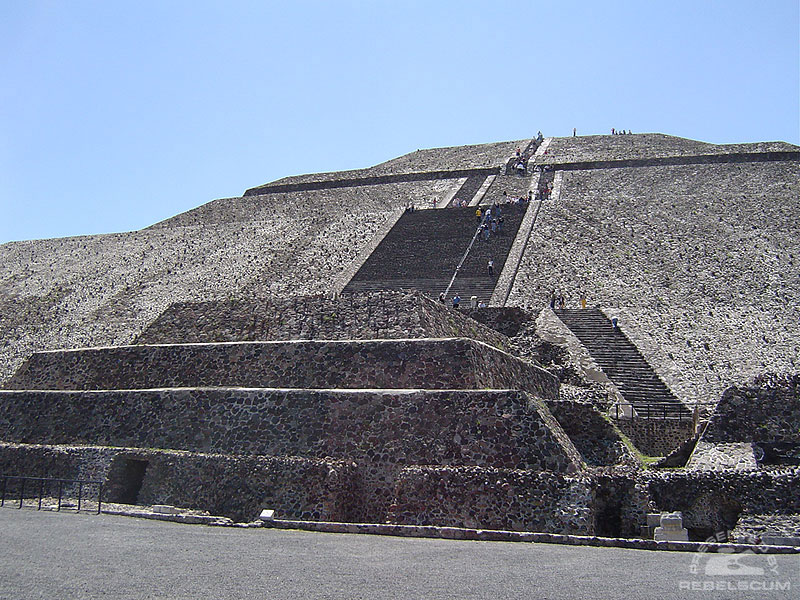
[615,418,695,456]
[3,441,798,539]
[388,466,594,534]
[646,469,800,539]
[0,442,357,522]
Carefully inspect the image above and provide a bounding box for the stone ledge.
[244,168,501,196]
[259,518,800,553]
[14,503,800,552]
[533,151,799,171]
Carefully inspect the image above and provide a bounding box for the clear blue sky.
[2,0,798,244]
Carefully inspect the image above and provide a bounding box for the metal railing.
[0,475,103,514]
[610,402,696,423]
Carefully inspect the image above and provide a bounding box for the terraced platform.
[4,337,558,400]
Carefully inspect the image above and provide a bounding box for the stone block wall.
[592,473,655,538]
[534,134,796,165]
[0,389,577,470]
[645,469,800,539]
[252,139,526,190]
[0,442,358,522]
[545,401,637,467]
[687,373,800,470]
[0,388,581,519]
[702,374,800,444]
[388,466,594,534]
[461,306,533,338]
[614,418,695,457]
[135,291,509,350]
[156,178,453,228]
[0,207,402,386]
[118,451,360,523]
[4,338,558,402]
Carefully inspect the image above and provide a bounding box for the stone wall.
[614,418,695,457]
[5,338,558,402]
[702,374,800,445]
[534,134,797,165]
[0,389,577,469]
[0,207,402,386]
[160,177,457,227]
[0,442,359,522]
[646,469,800,540]
[592,472,655,538]
[135,291,509,350]
[243,168,498,196]
[253,139,527,190]
[388,466,594,534]
[687,373,800,470]
[0,388,581,519]
[461,306,533,338]
[545,401,637,467]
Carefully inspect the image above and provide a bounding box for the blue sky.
[1,0,798,244]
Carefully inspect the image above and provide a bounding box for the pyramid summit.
[0,132,798,539]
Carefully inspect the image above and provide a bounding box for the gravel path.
[0,509,797,600]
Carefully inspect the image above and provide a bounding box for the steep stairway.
[446,174,488,207]
[554,308,691,419]
[343,205,526,304]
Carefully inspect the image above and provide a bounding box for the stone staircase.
[504,139,540,175]
[446,174,488,207]
[554,308,691,419]
[343,205,525,304]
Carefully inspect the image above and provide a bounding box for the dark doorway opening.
[108,457,149,505]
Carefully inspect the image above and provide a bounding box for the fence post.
[77,482,83,512]
[18,478,24,509]
[97,482,103,515]
[57,480,63,512]
[1,475,6,507]
[38,478,44,510]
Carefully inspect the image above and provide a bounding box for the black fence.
[611,402,697,422]
[0,475,103,514]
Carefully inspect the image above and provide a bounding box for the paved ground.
[0,509,797,600]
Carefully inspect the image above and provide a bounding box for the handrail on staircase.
[443,211,491,299]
